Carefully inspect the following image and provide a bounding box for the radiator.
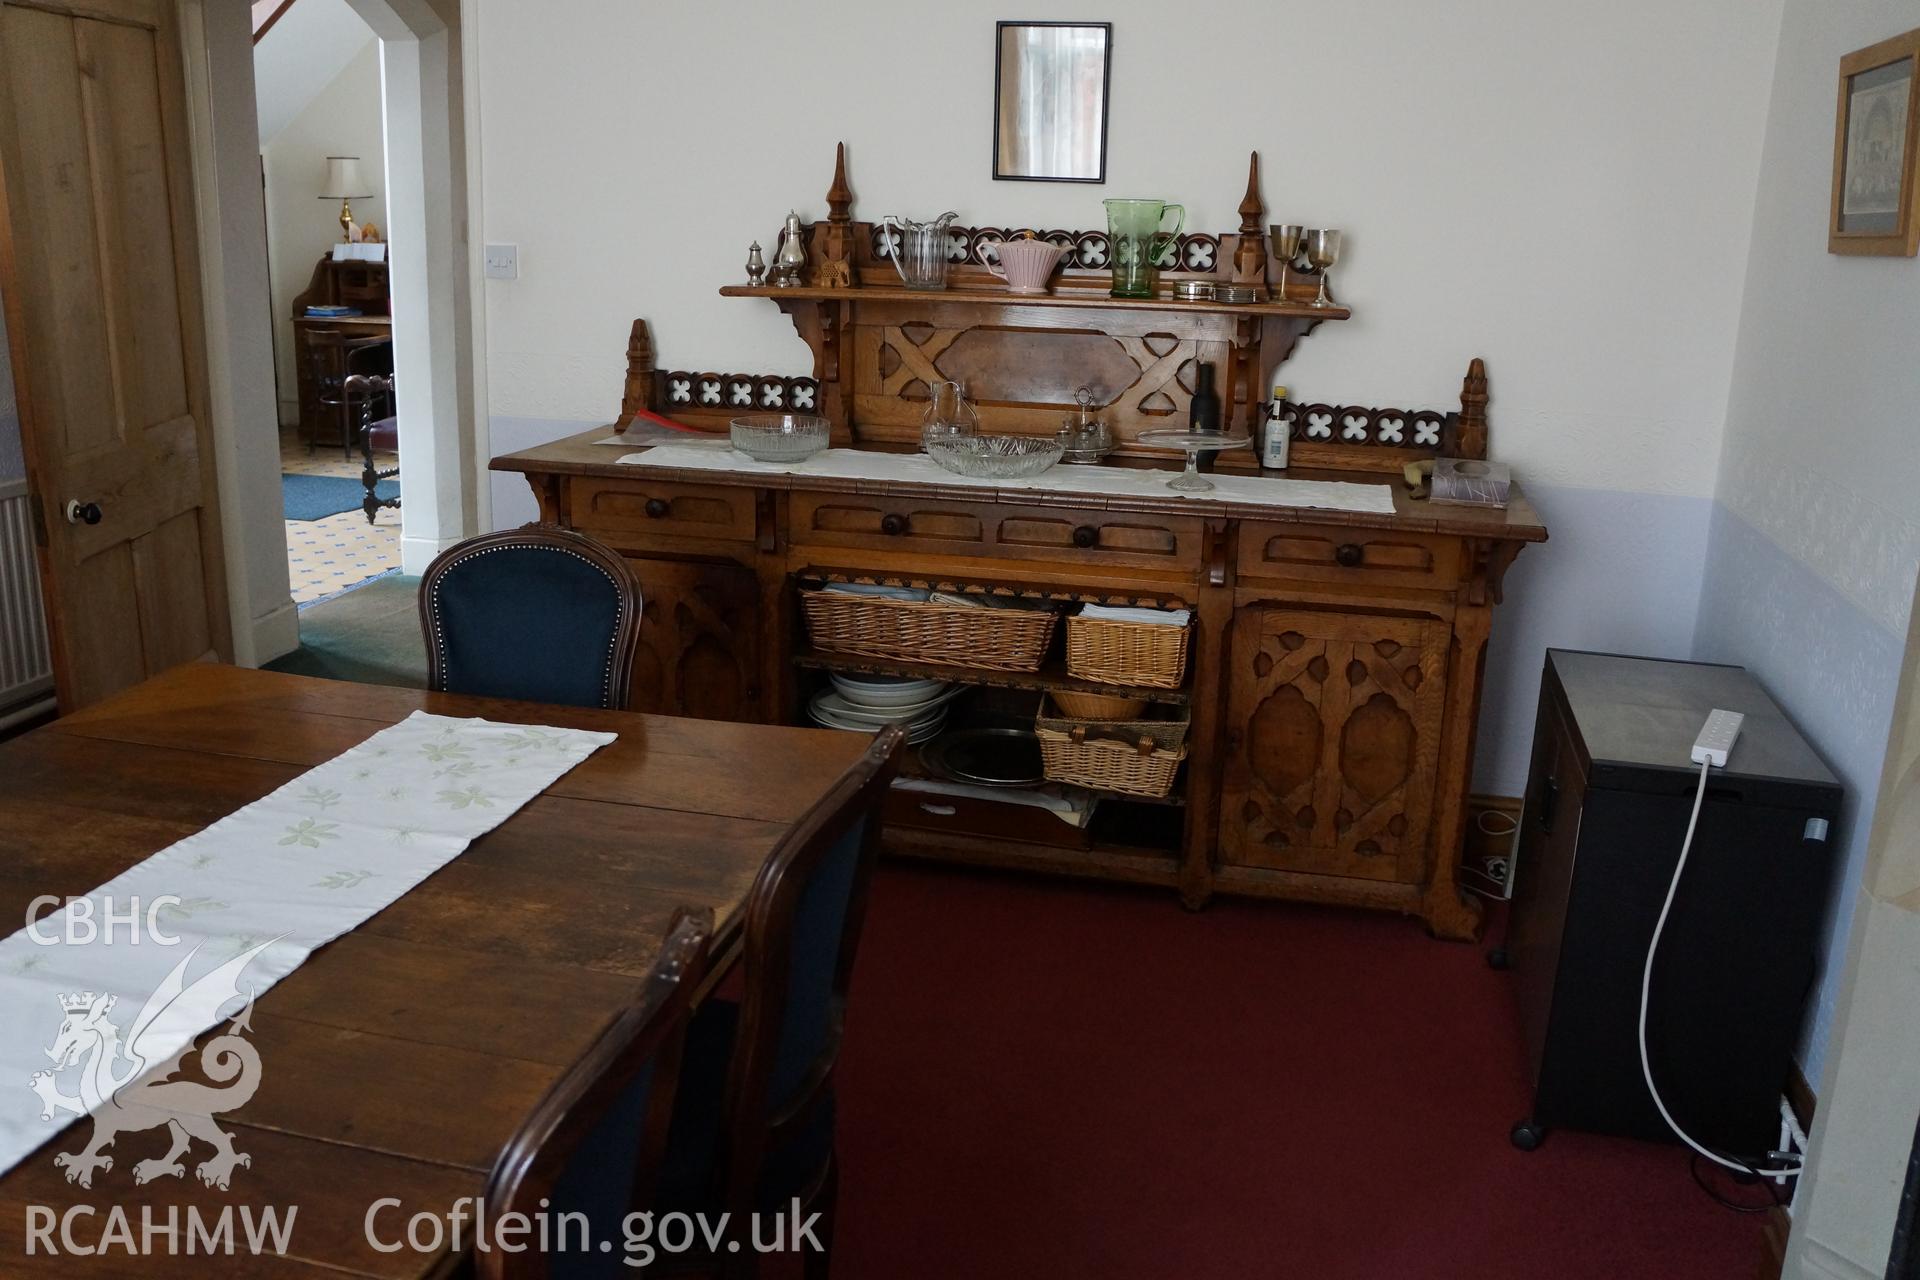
[0,478,52,713]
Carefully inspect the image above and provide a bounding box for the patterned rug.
[282,473,399,522]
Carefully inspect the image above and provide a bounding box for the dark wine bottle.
[1190,362,1221,471]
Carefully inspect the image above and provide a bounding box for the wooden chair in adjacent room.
[419,525,642,709]
[654,725,907,1280]
[301,328,394,458]
[478,909,715,1280]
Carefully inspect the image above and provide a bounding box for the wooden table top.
[0,664,868,1276]
[491,426,1548,543]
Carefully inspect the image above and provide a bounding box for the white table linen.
[0,711,615,1179]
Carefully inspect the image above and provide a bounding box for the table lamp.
[319,155,374,241]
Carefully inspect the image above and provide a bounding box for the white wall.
[472,0,1783,796]
[253,0,378,141]
[1694,0,1920,1102]
[260,35,386,423]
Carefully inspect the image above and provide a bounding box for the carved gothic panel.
[1219,608,1449,884]
[624,559,762,723]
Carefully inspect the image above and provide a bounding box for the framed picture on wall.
[1830,26,1920,255]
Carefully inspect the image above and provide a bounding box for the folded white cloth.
[1078,603,1192,627]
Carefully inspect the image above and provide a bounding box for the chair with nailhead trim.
[419,524,642,709]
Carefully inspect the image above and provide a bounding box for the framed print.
[993,21,1112,183]
[1830,27,1920,255]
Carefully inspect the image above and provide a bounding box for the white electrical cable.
[1638,758,1802,1178]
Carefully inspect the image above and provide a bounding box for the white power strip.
[1689,709,1745,767]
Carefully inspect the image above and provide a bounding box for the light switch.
[484,244,518,280]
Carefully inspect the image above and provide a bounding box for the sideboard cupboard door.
[1219,608,1451,884]
[625,559,763,722]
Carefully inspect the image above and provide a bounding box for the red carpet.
[832,865,1766,1279]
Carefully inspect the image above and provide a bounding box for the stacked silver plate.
[808,674,955,743]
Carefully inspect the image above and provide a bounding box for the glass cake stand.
[1135,429,1253,492]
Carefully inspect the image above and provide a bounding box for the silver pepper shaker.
[745,241,766,287]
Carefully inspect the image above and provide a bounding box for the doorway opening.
[254,0,401,605]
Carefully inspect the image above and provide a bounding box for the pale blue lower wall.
[1692,503,1904,1081]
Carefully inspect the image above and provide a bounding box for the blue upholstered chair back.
[718,728,904,1210]
[478,912,711,1280]
[420,526,640,709]
[766,818,867,1109]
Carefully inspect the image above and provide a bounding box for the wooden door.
[1219,607,1450,884]
[0,0,230,710]
[625,558,763,722]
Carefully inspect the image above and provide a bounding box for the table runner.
[0,711,614,1180]
[619,444,1399,515]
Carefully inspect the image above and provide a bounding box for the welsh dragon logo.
[27,939,279,1190]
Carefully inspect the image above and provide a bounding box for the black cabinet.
[1508,650,1842,1155]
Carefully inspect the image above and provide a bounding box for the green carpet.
[265,573,427,689]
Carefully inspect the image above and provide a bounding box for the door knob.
[880,513,908,536]
[64,500,102,526]
[1072,525,1098,548]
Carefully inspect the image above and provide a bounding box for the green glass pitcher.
[1103,199,1185,298]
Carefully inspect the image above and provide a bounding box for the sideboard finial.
[618,319,655,430]
[815,143,857,288]
[1457,357,1489,460]
[1234,150,1267,284]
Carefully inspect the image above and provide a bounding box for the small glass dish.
[729,414,830,463]
[925,434,1063,479]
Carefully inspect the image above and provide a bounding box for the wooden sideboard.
[490,146,1546,938]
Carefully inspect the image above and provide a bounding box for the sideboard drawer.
[569,477,757,544]
[791,492,1202,578]
[1236,521,1460,590]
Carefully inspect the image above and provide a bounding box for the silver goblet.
[1269,224,1304,300]
[1305,229,1343,307]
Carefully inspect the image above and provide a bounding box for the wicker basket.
[1048,689,1150,720]
[1035,696,1189,798]
[801,589,1059,672]
[1065,614,1191,689]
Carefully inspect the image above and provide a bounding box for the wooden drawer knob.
[880,513,909,536]
[1072,525,1098,548]
[1334,543,1365,567]
[644,497,670,519]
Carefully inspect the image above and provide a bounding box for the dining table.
[0,663,871,1276]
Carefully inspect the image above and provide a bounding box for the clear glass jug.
[882,212,960,290]
[919,380,979,450]
[1103,199,1185,298]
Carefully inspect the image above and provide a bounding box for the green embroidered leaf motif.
[188,852,218,871]
[311,869,373,891]
[498,728,567,752]
[301,786,343,811]
[421,741,471,764]
[436,786,494,810]
[433,759,482,780]
[279,818,340,848]
[156,896,231,923]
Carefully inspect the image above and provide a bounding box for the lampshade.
[319,155,373,200]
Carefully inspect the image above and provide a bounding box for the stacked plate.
[808,673,954,744]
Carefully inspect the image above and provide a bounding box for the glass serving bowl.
[925,434,1064,479]
[729,413,830,463]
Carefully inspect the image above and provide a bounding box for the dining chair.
[656,725,906,1279]
[301,328,393,457]
[479,909,714,1280]
[419,524,642,709]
